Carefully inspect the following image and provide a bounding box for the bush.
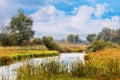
[42,36,63,52]
[87,39,113,52]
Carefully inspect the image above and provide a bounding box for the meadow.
[57,42,88,53]
[1,44,120,80]
[0,46,59,66]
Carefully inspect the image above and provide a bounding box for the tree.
[0,17,7,41]
[67,34,80,43]
[8,9,35,45]
[86,33,96,43]
[42,36,63,52]
[96,27,118,43]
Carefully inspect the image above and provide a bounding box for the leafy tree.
[42,36,63,52]
[96,27,119,43]
[42,36,53,44]
[67,34,81,43]
[8,9,35,45]
[86,33,96,43]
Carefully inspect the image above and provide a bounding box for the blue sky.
[0,0,120,39]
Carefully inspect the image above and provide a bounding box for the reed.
[17,57,120,80]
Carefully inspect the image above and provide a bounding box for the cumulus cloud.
[0,1,119,39]
[94,3,108,18]
[31,3,120,39]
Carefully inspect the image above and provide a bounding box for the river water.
[0,53,85,80]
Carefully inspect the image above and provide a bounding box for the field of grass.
[0,46,59,66]
[17,57,120,80]
[57,42,88,53]
[1,45,120,79]
[85,47,120,60]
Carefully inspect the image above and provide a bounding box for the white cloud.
[0,1,119,39]
[31,4,120,39]
[94,3,108,18]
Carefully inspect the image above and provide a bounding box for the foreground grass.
[17,57,120,80]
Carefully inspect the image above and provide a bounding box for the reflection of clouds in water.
[0,53,85,80]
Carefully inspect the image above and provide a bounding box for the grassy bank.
[57,42,88,53]
[85,47,120,60]
[0,46,59,66]
[17,57,120,80]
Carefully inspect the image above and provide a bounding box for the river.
[0,53,85,80]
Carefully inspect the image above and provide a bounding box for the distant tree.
[87,39,113,52]
[86,33,96,43]
[32,38,42,45]
[97,27,118,43]
[116,29,120,41]
[0,17,7,41]
[42,36,63,52]
[67,34,80,43]
[42,36,53,44]
[8,9,35,45]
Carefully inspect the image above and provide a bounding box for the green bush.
[42,36,63,52]
[87,39,114,52]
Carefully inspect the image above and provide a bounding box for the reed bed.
[17,57,120,80]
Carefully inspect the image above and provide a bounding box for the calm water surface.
[0,53,85,80]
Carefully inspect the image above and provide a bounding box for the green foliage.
[0,51,59,66]
[86,33,96,43]
[21,38,42,46]
[42,36,63,52]
[87,39,113,52]
[67,34,81,43]
[96,27,120,43]
[8,9,35,45]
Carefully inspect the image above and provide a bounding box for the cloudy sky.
[0,0,120,39]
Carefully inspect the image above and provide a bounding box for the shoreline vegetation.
[17,56,120,80]
[0,46,59,66]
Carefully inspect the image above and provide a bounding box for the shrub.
[87,39,114,52]
[42,36,63,52]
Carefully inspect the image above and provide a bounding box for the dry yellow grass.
[86,47,120,59]
[57,42,88,51]
[0,45,47,54]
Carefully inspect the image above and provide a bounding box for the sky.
[0,0,120,40]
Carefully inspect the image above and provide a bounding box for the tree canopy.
[0,9,35,46]
[67,34,81,43]
[8,9,35,45]
[87,27,120,43]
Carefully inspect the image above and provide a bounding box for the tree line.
[86,27,120,43]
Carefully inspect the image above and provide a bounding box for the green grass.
[16,57,120,80]
[0,51,59,66]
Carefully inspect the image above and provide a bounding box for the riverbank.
[0,53,85,80]
[17,56,120,80]
[0,50,59,66]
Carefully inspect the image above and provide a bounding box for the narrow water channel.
[0,53,85,80]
